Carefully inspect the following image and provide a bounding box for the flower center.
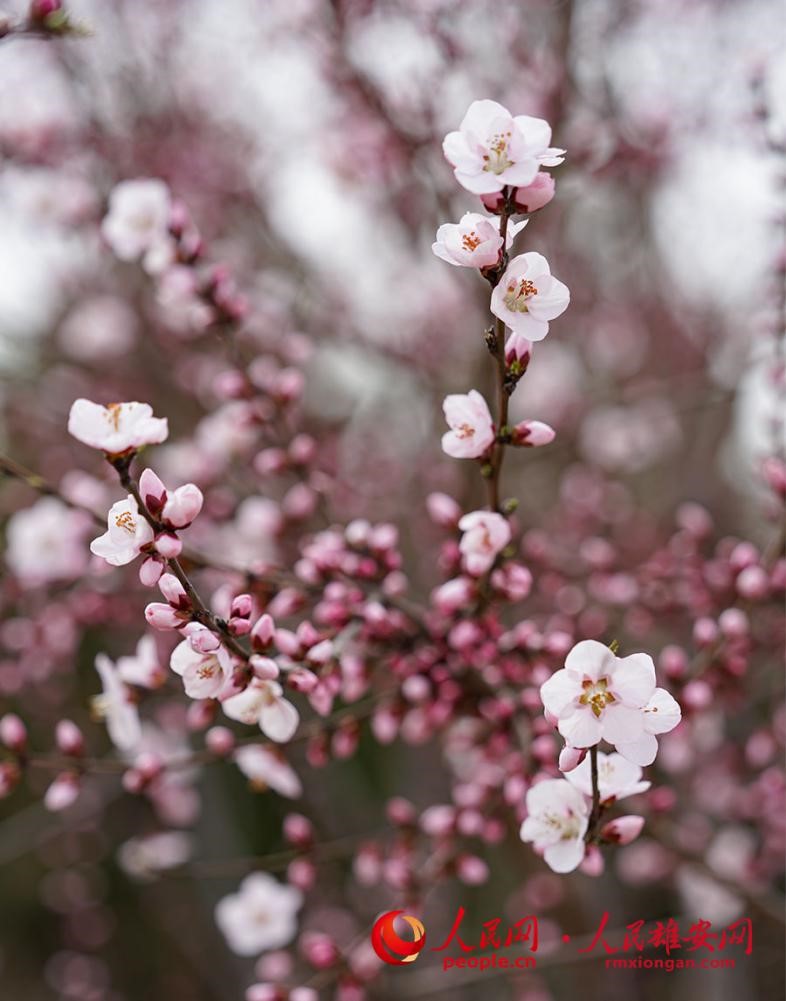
[115,511,137,534]
[579,677,616,718]
[455,422,476,439]
[503,279,538,313]
[543,808,581,841]
[483,131,514,175]
[106,403,123,430]
[462,231,482,252]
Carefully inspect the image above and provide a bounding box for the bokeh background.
[0,1,784,999]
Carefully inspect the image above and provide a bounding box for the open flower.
[443,100,565,195]
[458,511,511,575]
[90,495,154,566]
[490,253,569,341]
[234,745,303,798]
[93,654,142,752]
[222,679,300,743]
[565,751,651,804]
[68,399,168,455]
[101,178,172,270]
[116,635,165,689]
[441,390,495,459]
[432,213,526,268]
[540,640,682,765]
[519,779,589,873]
[215,873,303,956]
[170,634,233,700]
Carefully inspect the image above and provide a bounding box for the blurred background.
[0,1,784,999]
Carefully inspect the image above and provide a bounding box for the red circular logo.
[371,910,426,965]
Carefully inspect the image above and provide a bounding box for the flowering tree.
[0,2,784,1000]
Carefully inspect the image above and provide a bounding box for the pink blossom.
[44,771,81,812]
[234,745,303,798]
[540,640,682,765]
[68,399,169,455]
[116,635,165,689]
[215,873,302,956]
[512,420,556,447]
[93,654,142,751]
[443,100,565,195]
[432,213,526,268]
[101,178,173,271]
[170,634,234,700]
[458,510,512,575]
[519,778,589,873]
[441,390,495,459]
[222,679,300,743]
[601,815,645,845]
[90,495,154,566]
[490,253,570,341]
[5,497,89,584]
[565,751,651,803]
[481,172,556,214]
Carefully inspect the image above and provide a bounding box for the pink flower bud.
[55,719,84,756]
[386,796,416,826]
[44,771,80,812]
[579,844,603,876]
[457,854,489,885]
[139,555,165,587]
[683,679,713,710]
[155,532,182,558]
[693,617,719,647]
[0,713,27,752]
[512,420,555,447]
[505,331,532,365]
[158,573,190,609]
[718,607,749,638]
[433,577,474,613]
[288,857,316,891]
[426,492,462,527]
[206,726,235,756]
[601,814,645,845]
[254,448,289,476]
[250,613,276,651]
[736,565,769,600]
[187,625,221,653]
[558,745,586,772]
[275,629,301,657]
[420,804,456,836]
[139,468,167,513]
[480,172,556,214]
[144,602,184,630]
[284,812,314,846]
[162,484,203,528]
[306,639,333,665]
[245,986,279,1001]
[287,668,319,694]
[250,655,280,680]
[289,434,316,465]
[300,931,339,969]
[282,483,318,520]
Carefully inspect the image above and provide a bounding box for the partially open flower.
[91,495,154,567]
[441,390,495,459]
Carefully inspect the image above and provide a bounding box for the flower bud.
[44,771,80,812]
[0,714,27,753]
[601,814,645,845]
[55,719,84,756]
[511,420,555,447]
[162,484,203,528]
[206,726,235,757]
[155,532,182,558]
[251,613,276,651]
[139,468,167,514]
[158,573,190,609]
[426,492,462,528]
[558,745,586,773]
